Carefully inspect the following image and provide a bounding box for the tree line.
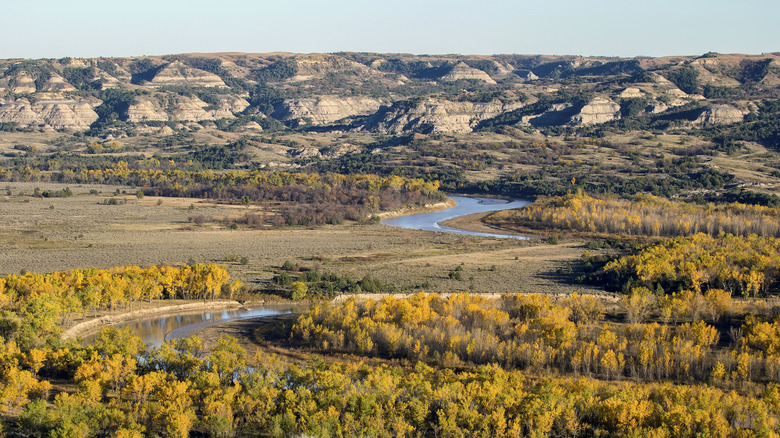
[601,233,780,296]
[1,266,780,436]
[6,329,780,437]
[486,191,780,238]
[291,292,780,389]
[0,264,239,350]
[0,163,445,226]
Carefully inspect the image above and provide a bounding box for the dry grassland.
[0,182,599,296]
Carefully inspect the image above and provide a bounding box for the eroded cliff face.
[440,62,497,84]
[0,52,776,134]
[571,98,621,125]
[695,104,747,125]
[127,94,249,122]
[6,72,37,94]
[147,61,226,88]
[364,99,523,134]
[274,97,387,125]
[0,99,98,130]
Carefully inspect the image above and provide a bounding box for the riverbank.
[371,198,456,220]
[61,300,244,341]
[439,211,534,239]
[381,195,531,238]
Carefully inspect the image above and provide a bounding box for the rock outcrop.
[126,94,249,122]
[125,97,170,122]
[695,104,746,125]
[97,73,121,89]
[514,69,539,81]
[291,143,361,159]
[323,143,361,158]
[148,61,226,87]
[286,55,379,83]
[274,97,386,125]
[209,95,251,119]
[39,73,77,93]
[571,98,620,125]
[237,121,263,132]
[0,99,98,130]
[647,102,669,114]
[440,62,497,84]
[619,87,644,98]
[292,146,321,158]
[7,72,37,94]
[364,98,521,133]
[0,100,38,125]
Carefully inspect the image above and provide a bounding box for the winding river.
[84,196,528,347]
[382,195,530,239]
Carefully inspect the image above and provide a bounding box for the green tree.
[290,281,308,301]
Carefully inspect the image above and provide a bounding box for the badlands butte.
[1,52,776,133]
[1,52,779,199]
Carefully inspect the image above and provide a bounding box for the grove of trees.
[291,292,780,386]
[487,191,780,238]
[0,264,239,350]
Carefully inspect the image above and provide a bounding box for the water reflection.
[82,305,297,348]
[382,195,530,239]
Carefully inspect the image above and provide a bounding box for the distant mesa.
[440,62,497,84]
[147,61,226,88]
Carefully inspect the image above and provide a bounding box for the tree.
[620,287,656,324]
[563,293,605,325]
[290,281,308,301]
[24,349,47,376]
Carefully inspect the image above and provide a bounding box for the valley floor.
[0,182,604,296]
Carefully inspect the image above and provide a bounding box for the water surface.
[382,195,530,239]
[82,305,296,348]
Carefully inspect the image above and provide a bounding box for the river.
[382,195,530,239]
[84,196,528,347]
[82,305,297,348]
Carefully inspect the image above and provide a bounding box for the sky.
[1,0,778,59]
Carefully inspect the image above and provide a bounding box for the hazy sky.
[2,0,778,59]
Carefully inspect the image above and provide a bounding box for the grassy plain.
[0,181,603,297]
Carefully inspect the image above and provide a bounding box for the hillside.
[1,52,778,133]
[1,51,780,200]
